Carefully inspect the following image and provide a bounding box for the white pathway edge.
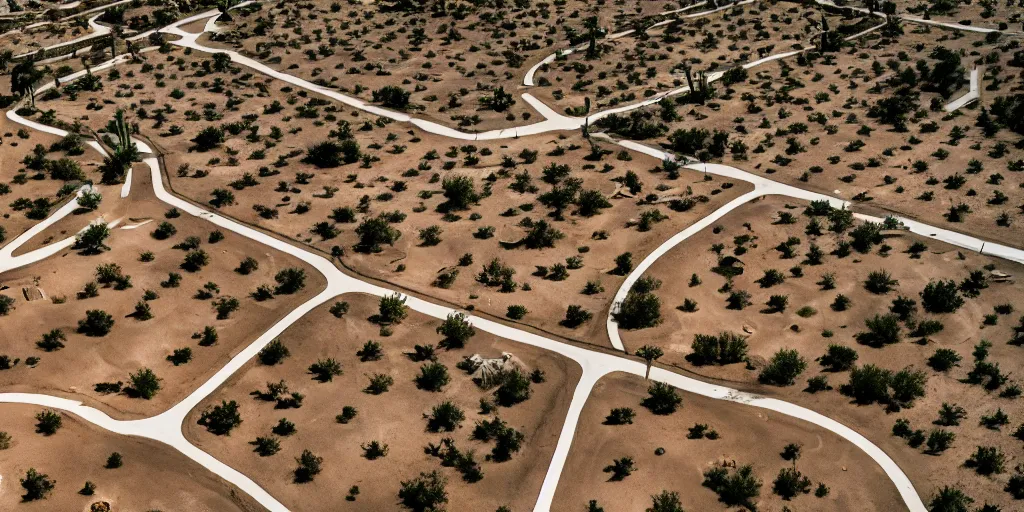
[5,2,1023,510]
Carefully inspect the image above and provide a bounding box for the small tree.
[259,339,290,365]
[77,310,114,336]
[309,358,343,382]
[612,252,633,275]
[75,223,111,253]
[294,449,323,482]
[274,268,307,294]
[642,382,682,415]
[603,456,636,481]
[372,85,411,109]
[362,440,389,460]
[759,349,807,386]
[252,436,281,456]
[928,349,962,372]
[605,407,636,425]
[378,293,408,324]
[926,429,956,454]
[965,446,1005,475]
[689,332,748,366]
[561,305,593,328]
[439,175,479,212]
[357,340,383,361]
[928,486,973,512]
[818,344,858,371]
[416,362,451,392]
[614,287,662,329]
[436,312,475,349]
[865,270,899,294]
[427,401,465,432]
[20,468,55,501]
[857,313,902,346]
[845,364,892,404]
[191,126,225,152]
[647,490,684,512]
[128,367,161,399]
[494,368,532,406]
[399,471,448,512]
[773,467,811,499]
[635,345,664,380]
[702,464,761,509]
[0,295,14,316]
[198,400,242,435]
[35,410,62,435]
[920,280,964,314]
[355,215,401,253]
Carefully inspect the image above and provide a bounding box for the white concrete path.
[0,56,932,512]
[945,67,982,112]
[13,14,109,60]
[4,2,1023,511]
[607,141,1024,354]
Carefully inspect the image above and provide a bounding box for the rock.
[742,325,755,335]
[91,502,111,512]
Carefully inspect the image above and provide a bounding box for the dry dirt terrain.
[534,3,869,115]
[0,112,105,250]
[904,0,1024,31]
[0,403,261,511]
[551,371,907,511]
[27,46,752,348]
[185,293,581,511]
[202,0,691,131]
[0,158,325,419]
[621,195,1024,507]
[597,16,1024,248]
[2,0,1024,510]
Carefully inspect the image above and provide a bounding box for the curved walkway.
[945,66,982,112]
[0,145,930,512]
[12,14,109,60]
[4,2,1023,511]
[1,54,931,512]
[606,141,1024,352]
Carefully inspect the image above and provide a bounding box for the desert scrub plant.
[197,400,242,435]
[642,382,682,415]
[759,349,807,386]
[427,401,465,432]
[35,409,62,435]
[604,407,636,425]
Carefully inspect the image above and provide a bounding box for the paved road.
[6,1,1023,510]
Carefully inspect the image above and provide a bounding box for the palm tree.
[635,345,664,380]
[581,97,592,138]
[100,110,139,184]
[582,16,606,60]
[10,61,43,107]
[217,0,236,22]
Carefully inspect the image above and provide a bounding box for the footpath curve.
[5,1,1023,510]
[0,67,931,512]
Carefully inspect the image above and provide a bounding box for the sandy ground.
[0,157,326,419]
[0,18,91,54]
[204,0,705,131]
[0,113,105,251]
[185,292,581,512]
[28,48,752,348]
[621,23,1024,248]
[909,0,1023,31]
[534,4,860,114]
[551,371,907,511]
[0,403,263,511]
[621,195,1024,507]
